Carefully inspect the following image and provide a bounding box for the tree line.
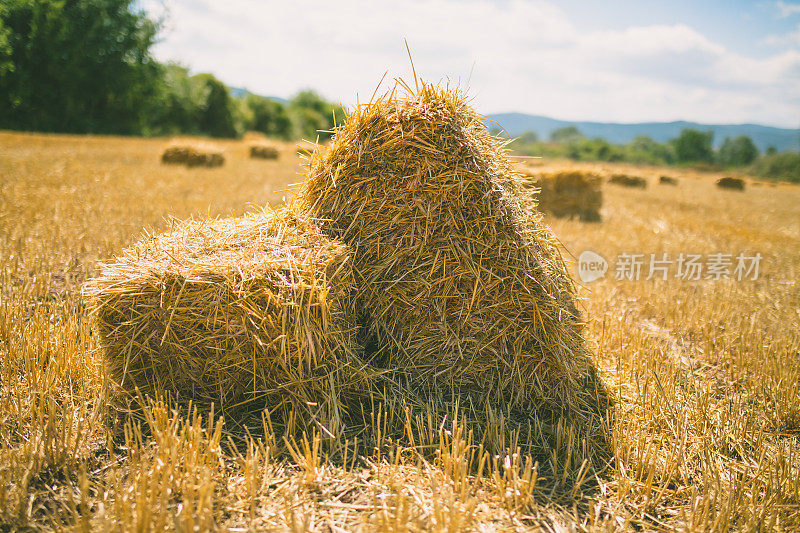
[506,126,800,183]
[1,0,797,181]
[0,0,343,140]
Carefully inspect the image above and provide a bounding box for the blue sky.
[141,0,800,127]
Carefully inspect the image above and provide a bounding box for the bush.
[752,152,800,183]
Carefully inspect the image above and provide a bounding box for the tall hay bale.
[609,173,647,188]
[301,83,603,425]
[249,143,280,160]
[717,176,745,191]
[659,175,678,185]
[85,207,372,431]
[522,170,603,222]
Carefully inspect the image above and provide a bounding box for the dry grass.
[1,128,799,531]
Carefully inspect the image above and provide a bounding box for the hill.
[229,86,288,105]
[488,113,799,152]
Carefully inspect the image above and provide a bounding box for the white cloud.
[763,22,800,48]
[776,1,800,18]
[143,0,800,127]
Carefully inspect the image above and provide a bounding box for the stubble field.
[1,131,799,531]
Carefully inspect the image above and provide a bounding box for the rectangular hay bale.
[522,169,603,222]
[249,143,280,159]
[85,208,367,422]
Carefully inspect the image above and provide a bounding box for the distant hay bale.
[717,176,745,191]
[249,143,280,160]
[301,82,602,421]
[161,145,192,165]
[161,143,224,168]
[659,175,678,185]
[186,150,224,168]
[609,174,647,188]
[522,170,603,222]
[85,207,372,427]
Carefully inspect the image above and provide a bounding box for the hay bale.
[522,170,603,222]
[249,143,280,160]
[161,143,224,168]
[717,176,745,191]
[186,150,224,168]
[161,145,192,165]
[609,174,647,188]
[85,207,372,427]
[301,82,599,418]
[296,141,317,157]
[659,175,678,185]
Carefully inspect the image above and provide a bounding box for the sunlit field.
[1,131,799,531]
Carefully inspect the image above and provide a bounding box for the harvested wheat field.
[2,122,800,531]
[520,169,603,222]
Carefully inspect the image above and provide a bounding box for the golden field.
[1,130,799,531]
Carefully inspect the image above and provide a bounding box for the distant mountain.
[229,87,287,105]
[487,113,800,152]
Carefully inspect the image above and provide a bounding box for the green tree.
[549,126,584,144]
[0,13,12,76]
[195,73,238,138]
[0,0,161,134]
[289,90,346,140]
[718,135,759,166]
[148,63,205,135]
[753,152,800,183]
[672,129,714,163]
[626,135,674,165]
[244,94,292,139]
[515,131,540,144]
